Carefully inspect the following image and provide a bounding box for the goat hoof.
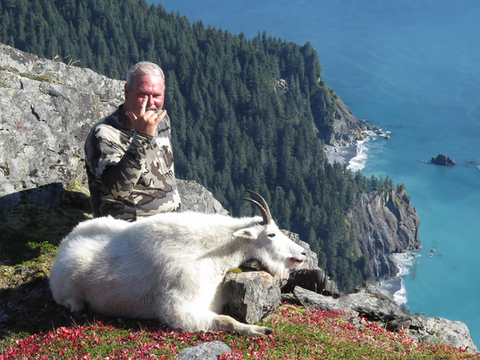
[240,324,274,336]
[254,325,273,336]
[264,326,273,335]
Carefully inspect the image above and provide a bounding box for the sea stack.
[431,154,456,166]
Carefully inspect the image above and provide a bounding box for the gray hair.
[126,62,165,86]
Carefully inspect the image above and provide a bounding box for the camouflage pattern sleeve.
[94,127,152,199]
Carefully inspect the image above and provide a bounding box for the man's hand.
[126,96,167,136]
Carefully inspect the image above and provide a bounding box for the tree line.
[0,0,404,291]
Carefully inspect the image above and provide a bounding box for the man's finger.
[125,111,137,122]
[139,96,148,115]
[156,109,167,123]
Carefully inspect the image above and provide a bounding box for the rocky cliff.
[348,189,422,280]
[327,95,367,147]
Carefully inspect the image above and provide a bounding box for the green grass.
[19,71,53,83]
[0,196,89,267]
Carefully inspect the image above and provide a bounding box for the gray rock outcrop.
[292,285,478,354]
[0,44,123,212]
[326,96,368,147]
[347,189,422,280]
[177,180,228,215]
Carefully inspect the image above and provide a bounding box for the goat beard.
[264,261,288,280]
[242,258,286,279]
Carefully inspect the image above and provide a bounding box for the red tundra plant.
[0,306,478,359]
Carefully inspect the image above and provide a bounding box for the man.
[85,62,181,221]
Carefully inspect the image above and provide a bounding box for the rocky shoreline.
[324,144,358,165]
[377,252,421,305]
[324,126,390,169]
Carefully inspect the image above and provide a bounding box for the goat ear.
[233,227,259,241]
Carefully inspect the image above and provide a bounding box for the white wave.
[347,128,392,172]
[378,252,420,305]
[390,252,419,276]
[393,281,408,305]
[347,139,368,172]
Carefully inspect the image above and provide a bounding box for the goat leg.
[211,314,273,336]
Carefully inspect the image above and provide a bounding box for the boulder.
[410,316,477,352]
[177,341,232,360]
[222,271,281,324]
[177,179,228,215]
[431,154,456,166]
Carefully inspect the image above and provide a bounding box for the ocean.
[151,0,480,345]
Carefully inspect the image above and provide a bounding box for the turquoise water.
[152,0,480,345]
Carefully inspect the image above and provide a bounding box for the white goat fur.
[49,211,306,335]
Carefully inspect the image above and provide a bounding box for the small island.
[431,154,456,166]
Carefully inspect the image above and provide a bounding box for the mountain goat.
[49,191,306,335]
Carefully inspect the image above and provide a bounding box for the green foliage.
[397,182,407,192]
[19,71,52,82]
[0,0,401,292]
[367,174,396,193]
[226,268,243,274]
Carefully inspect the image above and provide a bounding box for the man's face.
[124,73,165,118]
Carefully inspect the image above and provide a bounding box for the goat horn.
[242,190,273,224]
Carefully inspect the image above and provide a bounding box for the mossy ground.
[0,190,91,338]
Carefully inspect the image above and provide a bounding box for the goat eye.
[267,233,276,238]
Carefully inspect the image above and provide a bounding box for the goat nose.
[302,251,306,256]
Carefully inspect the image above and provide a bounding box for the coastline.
[324,144,358,166]
[324,129,383,172]
[378,252,420,305]
[325,137,418,307]
[325,139,370,173]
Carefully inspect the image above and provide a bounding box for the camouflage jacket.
[84,105,181,221]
